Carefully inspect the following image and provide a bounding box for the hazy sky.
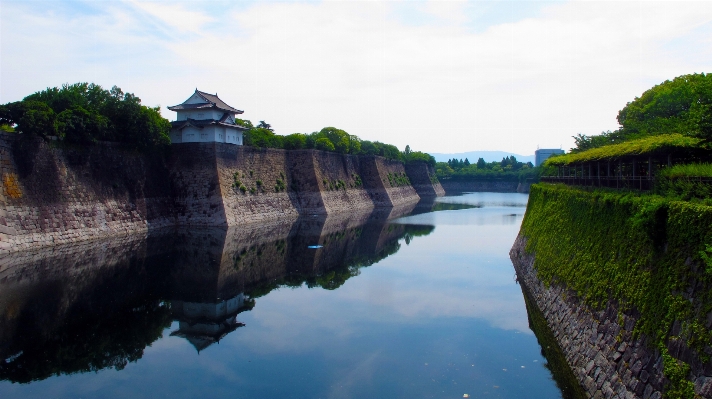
[1,1,711,155]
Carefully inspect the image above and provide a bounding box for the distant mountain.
[430,151,535,164]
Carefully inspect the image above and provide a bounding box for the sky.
[1,0,711,155]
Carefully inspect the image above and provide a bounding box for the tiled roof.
[170,119,248,131]
[167,89,244,114]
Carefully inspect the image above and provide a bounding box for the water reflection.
[0,203,432,383]
[0,193,570,399]
[170,294,252,352]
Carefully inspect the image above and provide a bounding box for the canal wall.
[440,179,528,193]
[510,184,712,399]
[0,133,439,252]
[405,162,445,197]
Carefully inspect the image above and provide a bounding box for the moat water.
[0,192,570,399]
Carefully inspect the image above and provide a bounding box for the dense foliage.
[0,83,171,149]
[241,123,435,165]
[572,73,712,152]
[522,183,712,398]
[656,163,712,201]
[435,155,539,182]
[546,134,702,166]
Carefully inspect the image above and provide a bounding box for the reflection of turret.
[0,202,433,383]
[170,294,254,352]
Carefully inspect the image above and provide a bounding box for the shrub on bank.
[242,125,435,165]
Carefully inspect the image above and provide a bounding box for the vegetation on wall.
[656,163,712,201]
[0,83,171,150]
[521,183,712,398]
[546,134,702,166]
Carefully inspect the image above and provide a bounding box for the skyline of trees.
[0,83,171,150]
[571,73,712,153]
[435,155,538,181]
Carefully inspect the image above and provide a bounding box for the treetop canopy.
[0,82,171,150]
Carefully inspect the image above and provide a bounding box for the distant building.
[168,89,247,145]
[535,148,565,167]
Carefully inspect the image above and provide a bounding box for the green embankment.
[521,183,712,398]
[544,134,702,166]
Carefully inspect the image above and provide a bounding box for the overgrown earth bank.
[0,133,443,252]
[510,184,712,399]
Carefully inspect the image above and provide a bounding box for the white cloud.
[127,0,214,35]
[1,1,711,154]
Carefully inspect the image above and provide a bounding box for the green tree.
[360,140,376,155]
[476,157,486,169]
[315,137,335,151]
[257,120,273,131]
[318,127,350,153]
[55,106,108,144]
[573,73,712,152]
[2,83,171,149]
[235,118,254,129]
[17,101,56,139]
[284,133,307,150]
[349,134,362,154]
[245,127,283,148]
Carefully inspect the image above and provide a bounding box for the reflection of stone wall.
[0,233,165,361]
[0,203,428,381]
[166,203,419,301]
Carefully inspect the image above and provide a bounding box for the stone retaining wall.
[0,134,439,253]
[310,151,378,214]
[0,135,175,251]
[215,145,300,224]
[405,162,446,197]
[511,234,682,399]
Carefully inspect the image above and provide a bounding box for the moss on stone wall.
[521,183,712,398]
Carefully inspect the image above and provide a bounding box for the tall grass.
[659,163,712,178]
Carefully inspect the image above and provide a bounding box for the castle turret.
[167,89,247,145]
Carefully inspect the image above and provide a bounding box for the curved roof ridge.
[195,90,243,114]
[168,90,244,114]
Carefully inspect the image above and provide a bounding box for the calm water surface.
[0,192,566,398]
